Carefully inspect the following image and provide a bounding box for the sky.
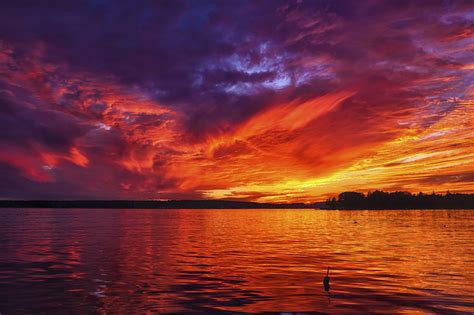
[0,0,473,202]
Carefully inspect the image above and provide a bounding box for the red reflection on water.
[1,209,473,313]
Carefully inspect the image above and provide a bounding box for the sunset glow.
[0,1,473,201]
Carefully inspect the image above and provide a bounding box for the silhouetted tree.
[325,190,474,209]
[338,192,366,209]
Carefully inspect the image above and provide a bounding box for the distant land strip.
[0,200,315,209]
[1,191,473,209]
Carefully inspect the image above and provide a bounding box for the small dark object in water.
[444,225,446,227]
[323,267,330,292]
[354,221,358,224]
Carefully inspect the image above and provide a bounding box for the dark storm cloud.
[0,91,90,151]
[1,1,468,123]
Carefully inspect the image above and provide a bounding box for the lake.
[0,209,473,313]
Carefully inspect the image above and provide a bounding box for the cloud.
[0,1,472,201]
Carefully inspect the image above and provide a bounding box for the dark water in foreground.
[0,209,473,314]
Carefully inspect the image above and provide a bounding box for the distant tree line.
[2,192,472,209]
[326,190,474,209]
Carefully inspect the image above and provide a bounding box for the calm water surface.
[0,209,473,314]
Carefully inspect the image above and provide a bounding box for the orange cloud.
[1,21,473,202]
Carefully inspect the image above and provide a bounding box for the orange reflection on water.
[1,209,473,313]
[78,210,474,313]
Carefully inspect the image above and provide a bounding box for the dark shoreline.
[2,190,474,209]
[326,191,474,210]
[0,200,316,209]
[0,199,473,209]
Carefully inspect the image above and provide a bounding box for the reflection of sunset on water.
[3,209,472,313]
